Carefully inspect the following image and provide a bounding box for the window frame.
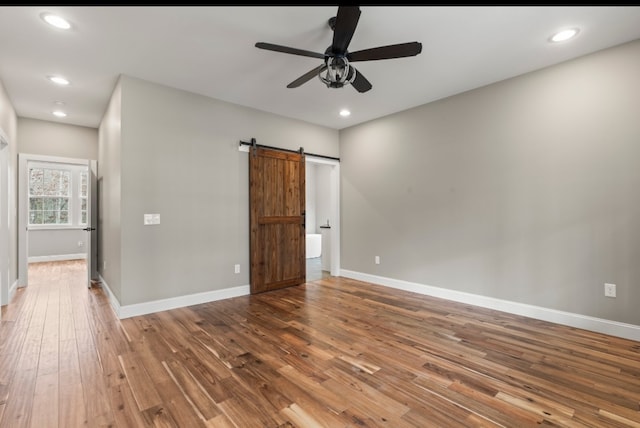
[79,170,88,226]
[28,166,72,226]
[27,161,89,231]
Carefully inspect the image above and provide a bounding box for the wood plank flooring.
[1,260,639,427]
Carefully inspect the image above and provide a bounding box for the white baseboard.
[340,269,640,342]
[97,274,250,319]
[28,253,86,263]
[9,279,18,302]
[98,274,121,318]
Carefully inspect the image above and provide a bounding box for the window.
[28,162,88,227]
[80,171,88,225]
[29,167,71,225]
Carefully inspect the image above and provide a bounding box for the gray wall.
[0,78,18,304]
[103,75,338,306]
[18,117,98,160]
[28,229,86,259]
[340,39,640,325]
[98,78,122,302]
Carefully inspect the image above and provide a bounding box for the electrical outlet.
[103,260,107,270]
[234,264,240,274]
[375,256,380,265]
[604,283,616,298]
[78,240,84,247]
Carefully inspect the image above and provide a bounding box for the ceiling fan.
[255,6,422,93]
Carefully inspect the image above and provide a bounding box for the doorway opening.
[243,142,340,291]
[18,154,97,289]
[305,155,340,282]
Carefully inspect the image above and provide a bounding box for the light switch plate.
[144,214,160,225]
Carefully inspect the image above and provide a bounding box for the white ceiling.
[1,6,640,130]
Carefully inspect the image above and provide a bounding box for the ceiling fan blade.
[255,42,325,59]
[287,64,327,88]
[332,6,361,55]
[350,67,372,93]
[347,42,423,62]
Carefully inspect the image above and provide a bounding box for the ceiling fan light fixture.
[319,56,354,88]
[550,28,579,43]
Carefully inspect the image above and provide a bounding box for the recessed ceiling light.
[54,100,65,106]
[550,28,579,43]
[48,75,70,85]
[41,13,71,30]
[339,109,351,117]
[52,110,67,118]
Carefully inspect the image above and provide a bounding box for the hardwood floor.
[1,260,639,427]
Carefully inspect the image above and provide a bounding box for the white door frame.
[18,153,92,287]
[87,160,98,284]
[306,155,341,277]
[0,131,9,306]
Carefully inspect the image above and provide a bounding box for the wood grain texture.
[1,260,639,427]
[250,146,306,294]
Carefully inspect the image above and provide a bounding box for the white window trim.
[28,166,72,226]
[79,170,88,226]
[27,160,88,229]
[27,225,87,231]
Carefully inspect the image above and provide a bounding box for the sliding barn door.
[250,146,306,294]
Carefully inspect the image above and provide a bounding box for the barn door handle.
[301,211,305,228]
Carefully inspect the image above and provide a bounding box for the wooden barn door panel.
[250,146,305,294]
